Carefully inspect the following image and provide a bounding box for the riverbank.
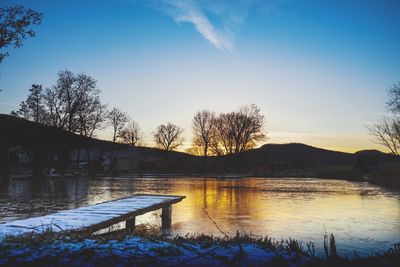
[0,228,399,267]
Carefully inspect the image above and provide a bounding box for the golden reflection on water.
[165,178,400,255]
[1,177,399,255]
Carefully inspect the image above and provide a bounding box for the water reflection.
[0,177,399,256]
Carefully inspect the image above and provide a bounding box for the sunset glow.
[1,0,399,152]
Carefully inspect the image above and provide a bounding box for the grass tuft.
[1,226,399,267]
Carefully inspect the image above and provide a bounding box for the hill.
[0,114,397,181]
[0,114,200,175]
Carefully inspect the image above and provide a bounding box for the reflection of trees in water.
[84,177,177,204]
[2,177,399,247]
[7,179,36,198]
[203,178,207,210]
[86,178,112,205]
[5,178,89,207]
[3,178,264,230]
[195,178,256,233]
[64,178,89,207]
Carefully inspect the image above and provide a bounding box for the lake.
[0,177,399,256]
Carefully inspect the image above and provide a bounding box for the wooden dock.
[0,194,185,239]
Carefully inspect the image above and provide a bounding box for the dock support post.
[161,205,172,229]
[126,216,136,233]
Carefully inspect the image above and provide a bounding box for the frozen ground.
[0,234,399,267]
[0,236,312,266]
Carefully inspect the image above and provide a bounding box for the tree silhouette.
[11,84,46,123]
[232,104,267,153]
[369,82,400,156]
[0,6,42,64]
[119,120,143,146]
[211,112,235,155]
[210,104,267,155]
[154,122,184,151]
[108,107,129,143]
[192,110,216,157]
[44,70,105,136]
[369,117,400,156]
[11,70,108,138]
[77,97,107,138]
[386,82,400,114]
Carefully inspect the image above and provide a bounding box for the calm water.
[0,177,399,256]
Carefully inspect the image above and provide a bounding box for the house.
[8,146,32,164]
[69,147,137,173]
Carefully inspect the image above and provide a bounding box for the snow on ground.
[0,236,311,266]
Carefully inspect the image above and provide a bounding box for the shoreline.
[0,229,399,267]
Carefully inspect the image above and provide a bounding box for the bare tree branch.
[0,5,43,65]
[154,122,184,151]
[369,81,400,157]
[118,120,143,146]
[209,104,267,155]
[368,117,400,156]
[108,107,129,143]
[10,84,47,123]
[192,110,216,156]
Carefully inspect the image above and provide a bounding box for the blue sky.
[1,0,399,152]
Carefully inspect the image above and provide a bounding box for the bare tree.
[369,82,400,156]
[11,84,47,123]
[119,120,143,146]
[66,71,98,133]
[27,84,46,123]
[387,81,400,114]
[192,110,216,156]
[74,73,107,137]
[153,122,184,151]
[10,101,30,120]
[210,112,235,155]
[43,70,103,134]
[369,117,400,156]
[77,98,108,138]
[0,5,43,65]
[44,70,77,130]
[233,104,267,153]
[210,104,267,155]
[108,107,129,142]
[11,70,107,138]
[44,84,67,129]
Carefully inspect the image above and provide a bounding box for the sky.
[1,0,399,152]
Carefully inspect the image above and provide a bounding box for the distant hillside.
[0,114,397,178]
[0,114,200,175]
[260,143,354,166]
[0,114,192,157]
[354,149,398,161]
[0,114,98,147]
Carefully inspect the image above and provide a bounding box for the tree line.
[10,70,267,156]
[10,70,143,146]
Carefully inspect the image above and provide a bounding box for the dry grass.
[1,224,399,267]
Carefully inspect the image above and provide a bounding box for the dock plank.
[0,194,185,239]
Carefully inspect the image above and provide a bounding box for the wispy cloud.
[129,0,264,52]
